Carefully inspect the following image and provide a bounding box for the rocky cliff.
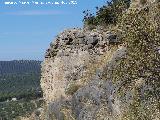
[41,28,122,103]
[39,1,160,120]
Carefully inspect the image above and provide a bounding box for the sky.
[0,0,107,61]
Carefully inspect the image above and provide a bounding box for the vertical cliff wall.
[40,1,160,120]
[41,28,121,104]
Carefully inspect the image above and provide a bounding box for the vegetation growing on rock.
[83,0,130,28]
[112,3,160,119]
[40,0,160,120]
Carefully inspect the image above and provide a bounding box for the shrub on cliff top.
[83,0,130,27]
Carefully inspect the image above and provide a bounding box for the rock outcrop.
[41,28,121,104]
[40,28,128,119]
[40,1,160,120]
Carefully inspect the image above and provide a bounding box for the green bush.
[83,0,130,26]
[0,99,44,120]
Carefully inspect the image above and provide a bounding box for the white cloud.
[1,10,68,15]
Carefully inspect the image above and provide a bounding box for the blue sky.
[0,0,106,60]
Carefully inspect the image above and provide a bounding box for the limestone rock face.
[40,2,160,119]
[41,28,120,104]
[40,28,128,119]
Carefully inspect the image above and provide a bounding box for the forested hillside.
[0,60,41,75]
[0,60,43,120]
[0,60,42,102]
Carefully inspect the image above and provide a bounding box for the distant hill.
[0,60,42,102]
[0,60,43,119]
[0,60,41,75]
